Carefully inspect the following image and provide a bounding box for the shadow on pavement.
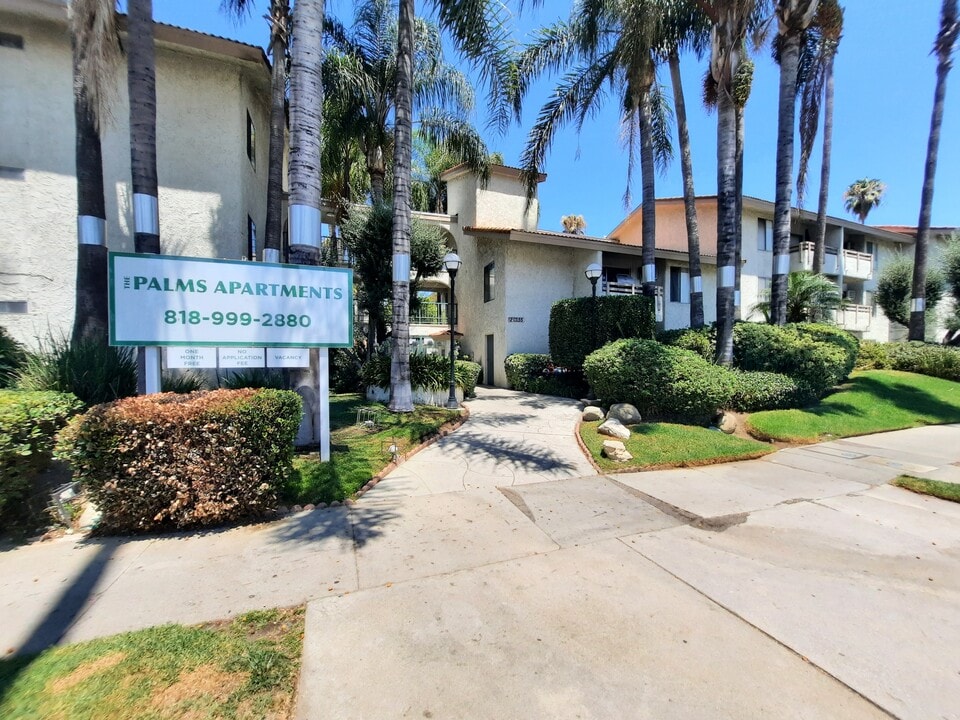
[268,504,400,549]
[439,431,580,473]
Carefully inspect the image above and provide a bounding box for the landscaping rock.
[598,418,631,440]
[607,403,642,424]
[304,504,315,512]
[601,440,633,463]
[582,406,605,422]
[716,412,737,435]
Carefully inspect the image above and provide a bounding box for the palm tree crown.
[843,178,886,223]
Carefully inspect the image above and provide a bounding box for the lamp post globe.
[444,253,461,409]
[585,263,602,298]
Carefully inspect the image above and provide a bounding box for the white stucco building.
[0,0,272,346]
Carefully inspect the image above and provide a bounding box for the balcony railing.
[410,301,454,326]
[602,279,642,295]
[836,304,872,332]
[789,242,873,280]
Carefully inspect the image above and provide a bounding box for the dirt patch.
[150,664,247,711]
[49,651,127,693]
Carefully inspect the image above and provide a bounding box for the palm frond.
[69,0,121,129]
[649,78,675,174]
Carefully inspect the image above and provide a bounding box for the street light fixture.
[444,252,462,409]
[585,263,602,298]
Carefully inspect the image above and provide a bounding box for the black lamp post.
[585,263,602,297]
[444,252,462,409]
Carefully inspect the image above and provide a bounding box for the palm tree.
[842,178,885,223]
[769,0,818,326]
[69,0,119,344]
[752,270,841,322]
[695,0,759,366]
[515,1,674,300]
[222,0,290,263]
[796,0,844,274]
[389,0,515,411]
[909,0,959,341]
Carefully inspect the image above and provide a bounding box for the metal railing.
[410,301,454,326]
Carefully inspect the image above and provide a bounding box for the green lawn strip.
[580,421,773,472]
[0,607,304,720]
[746,370,960,444]
[892,475,960,503]
[283,393,460,505]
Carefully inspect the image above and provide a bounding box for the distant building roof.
[874,225,958,239]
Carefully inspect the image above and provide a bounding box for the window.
[0,300,28,313]
[0,33,24,50]
[758,277,771,303]
[0,166,24,180]
[246,111,256,169]
[669,267,689,304]
[483,262,495,302]
[247,216,257,260]
[758,218,773,251]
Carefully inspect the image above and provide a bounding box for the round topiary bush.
[656,326,716,361]
[583,339,735,424]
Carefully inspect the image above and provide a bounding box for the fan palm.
[909,0,959,341]
[752,271,840,323]
[842,178,885,223]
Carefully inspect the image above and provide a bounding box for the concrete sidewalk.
[2,390,959,719]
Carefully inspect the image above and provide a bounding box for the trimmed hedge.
[729,371,807,412]
[504,353,587,398]
[793,322,859,379]
[56,389,301,534]
[855,340,892,370]
[733,322,850,397]
[656,326,716,360]
[361,353,479,394]
[549,295,655,369]
[1,390,83,527]
[584,339,734,424]
[886,342,960,382]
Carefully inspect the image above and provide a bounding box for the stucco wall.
[0,11,270,347]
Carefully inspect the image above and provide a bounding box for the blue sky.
[152,1,959,236]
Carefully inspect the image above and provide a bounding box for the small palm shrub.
[162,371,208,394]
[222,369,286,390]
[16,336,136,407]
[362,353,479,393]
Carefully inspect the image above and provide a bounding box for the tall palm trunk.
[638,70,658,299]
[368,147,387,206]
[263,0,290,263]
[71,19,109,345]
[770,31,802,326]
[715,85,737,366]
[909,0,959,341]
[127,0,161,394]
[390,0,415,412]
[734,104,744,321]
[288,0,325,444]
[812,51,834,274]
[668,53,703,328]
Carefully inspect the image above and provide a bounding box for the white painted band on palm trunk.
[393,253,411,282]
[691,275,702,294]
[643,264,656,283]
[719,266,735,288]
[133,193,159,236]
[77,215,105,245]
[288,204,322,249]
[775,254,790,275]
[912,298,926,312]
[262,248,281,263]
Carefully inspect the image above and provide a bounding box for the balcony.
[836,304,872,332]
[789,242,873,280]
[602,279,642,295]
[410,301,455,326]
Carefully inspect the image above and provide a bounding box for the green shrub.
[503,353,586,398]
[584,339,735,424]
[222,369,286,390]
[16,336,136,406]
[886,342,960,382]
[161,371,208,394]
[733,322,849,397]
[331,347,364,393]
[56,389,301,534]
[0,327,26,388]
[855,340,892,370]
[1,390,83,527]
[456,360,482,398]
[656,326,716,360]
[361,353,478,393]
[549,295,655,369]
[793,323,860,379]
[729,371,809,412]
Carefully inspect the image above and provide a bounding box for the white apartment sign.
[109,253,353,347]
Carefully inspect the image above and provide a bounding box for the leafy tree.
[939,233,960,329]
[843,178,886,223]
[909,0,959,341]
[876,255,944,328]
[751,271,841,323]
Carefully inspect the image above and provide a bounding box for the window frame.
[483,262,496,303]
[757,218,773,252]
[246,111,256,170]
[247,215,257,261]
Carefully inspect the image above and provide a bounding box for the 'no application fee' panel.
[109,253,354,348]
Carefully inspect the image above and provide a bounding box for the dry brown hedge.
[57,388,301,534]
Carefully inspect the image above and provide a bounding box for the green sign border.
[108,252,354,348]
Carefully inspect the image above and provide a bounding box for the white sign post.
[109,253,353,461]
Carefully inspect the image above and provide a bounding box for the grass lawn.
[283,393,460,505]
[0,607,304,720]
[892,475,960,503]
[580,421,773,472]
[746,370,960,444]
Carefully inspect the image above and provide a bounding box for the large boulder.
[607,403,642,424]
[601,440,633,463]
[715,412,738,435]
[582,406,605,422]
[598,418,631,440]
